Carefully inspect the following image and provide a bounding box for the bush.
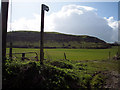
[3,62,80,89]
[50,61,73,69]
[91,74,105,88]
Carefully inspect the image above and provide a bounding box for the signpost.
[40,4,49,65]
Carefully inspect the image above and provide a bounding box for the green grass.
[6,46,118,61]
[6,46,119,73]
[4,46,120,88]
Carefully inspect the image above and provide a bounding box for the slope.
[6,31,111,49]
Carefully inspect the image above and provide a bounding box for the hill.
[6,31,111,49]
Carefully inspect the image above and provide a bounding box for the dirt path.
[103,71,120,89]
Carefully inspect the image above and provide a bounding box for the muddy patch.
[103,71,120,89]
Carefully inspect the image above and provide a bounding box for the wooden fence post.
[109,51,111,60]
[22,53,25,61]
[64,52,67,60]
[9,42,12,61]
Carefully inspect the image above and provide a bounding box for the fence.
[7,52,39,61]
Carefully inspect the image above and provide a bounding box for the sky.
[1,1,119,43]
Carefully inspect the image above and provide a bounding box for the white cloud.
[8,14,40,31]
[9,4,118,42]
[104,17,118,29]
[104,17,118,42]
[45,4,118,42]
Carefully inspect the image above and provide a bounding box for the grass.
[6,46,119,74]
[6,46,118,61]
[4,46,120,88]
[7,31,111,49]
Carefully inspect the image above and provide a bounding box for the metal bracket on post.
[40,4,49,65]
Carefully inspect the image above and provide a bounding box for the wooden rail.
[7,52,39,61]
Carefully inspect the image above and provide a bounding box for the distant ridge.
[7,31,111,49]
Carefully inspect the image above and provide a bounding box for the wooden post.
[109,51,111,60]
[22,53,25,61]
[2,0,9,65]
[9,42,12,61]
[64,52,67,60]
[40,5,44,65]
[40,4,49,65]
[118,46,120,57]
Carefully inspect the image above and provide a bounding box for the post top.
[42,4,49,12]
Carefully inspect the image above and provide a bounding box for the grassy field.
[6,46,118,61]
[4,46,120,88]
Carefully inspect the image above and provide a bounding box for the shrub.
[50,61,73,69]
[3,61,80,89]
[91,74,105,88]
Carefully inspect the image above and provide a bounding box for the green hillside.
[7,31,111,49]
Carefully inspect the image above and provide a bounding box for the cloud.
[104,17,118,42]
[104,17,118,29]
[9,4,118,42]
[45,4,118,42]
[8,14,40,31]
